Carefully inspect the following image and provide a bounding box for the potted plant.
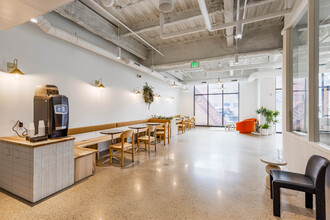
[272,110,280,134]
[260,123,269,136]
[256,107,278,135]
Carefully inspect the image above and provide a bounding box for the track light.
[235,20,242,39]
[216,78,223,84]
[171,82,178,88]
[116,47,121,60]
[183,86,189,92]
[235,54,239,64]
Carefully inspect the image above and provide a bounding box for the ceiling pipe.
[35,16,182,87]
[87,0,165,57]
[184,69,282,85]
[241,0,248,34]
[206,62,282,72]
[160,0,291,40]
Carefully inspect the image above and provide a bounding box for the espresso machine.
[34,85,69,139]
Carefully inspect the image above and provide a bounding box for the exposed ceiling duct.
[35,16,182,87]
[87,0,165,57]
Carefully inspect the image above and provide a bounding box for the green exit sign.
[191,61,199,68]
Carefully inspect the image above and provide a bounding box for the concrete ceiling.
[53,0,294,85]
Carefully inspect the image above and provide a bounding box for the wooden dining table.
[100,129,124,163]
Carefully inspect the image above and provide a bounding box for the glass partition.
[318,0,330,147]
[292,12,308,136]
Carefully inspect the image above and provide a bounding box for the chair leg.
[164,134,166,145]
[305,192,313,209]
[273,183,281,217]
[109,148,112,164]
[138,139,140,152]
[132,147,134,162]
[120,150,124,167]
[148,141,151,154]
[270,174,273,199]
[155,139,157,151]
[315,190,326,220]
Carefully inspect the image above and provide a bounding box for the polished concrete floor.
[0,127,316,219]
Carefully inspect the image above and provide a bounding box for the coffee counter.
[0,136,75,203]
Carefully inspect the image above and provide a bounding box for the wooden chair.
[138,126,156,154]
[109,130,135,167]
[191,117,196,128]
[156,122,169,145]
[177,118,186,134]
[186,117,193,130]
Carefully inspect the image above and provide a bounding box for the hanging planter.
[143,83,154,110]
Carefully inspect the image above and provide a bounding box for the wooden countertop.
[0,136,75,148]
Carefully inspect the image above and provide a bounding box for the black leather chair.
[269,155,329,220]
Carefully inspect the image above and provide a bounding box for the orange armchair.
[236,118,257,133]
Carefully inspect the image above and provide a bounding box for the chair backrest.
[120,130,134,142]
[305,155,329,188]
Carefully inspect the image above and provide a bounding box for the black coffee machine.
[34,85,69,139]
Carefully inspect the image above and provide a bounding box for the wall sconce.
[134,88,141,95]
[95,78,105,88]
[154,93,161,100]
[168,96,174,102]
[7,59,24,78]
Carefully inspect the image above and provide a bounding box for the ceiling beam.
[55,1,148,60]
[121,0,280,38]
[121,5,220,37]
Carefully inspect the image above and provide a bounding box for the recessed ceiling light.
[30,18,38,23]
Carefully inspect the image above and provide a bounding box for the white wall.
[179,86,194,117]
[240,80,258,120]
[257,77,276,122]
[0,22,180,137]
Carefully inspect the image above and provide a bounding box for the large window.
[318,0,330,146]
[194,83,239,126]
[292,11,308,136]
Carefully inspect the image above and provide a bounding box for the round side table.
[260,156,287,189]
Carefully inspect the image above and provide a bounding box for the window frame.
[193,83,240,127]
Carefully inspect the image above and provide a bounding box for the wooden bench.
[74,147,98,182]
[69,117,177,158]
